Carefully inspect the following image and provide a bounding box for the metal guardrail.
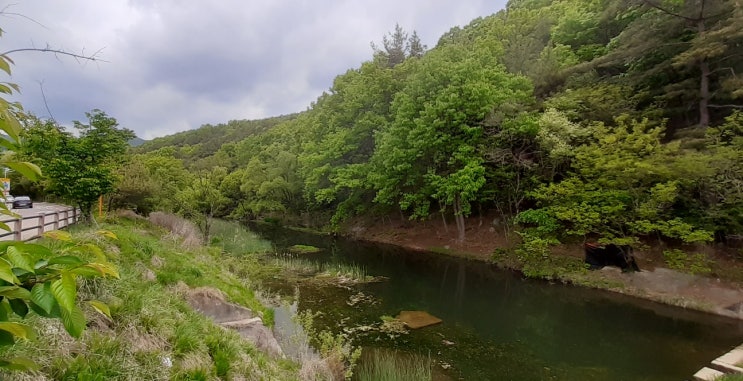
[0,207,80,242]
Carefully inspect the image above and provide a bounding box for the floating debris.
[347,291,376,307]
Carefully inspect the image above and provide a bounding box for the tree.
[369,44,533,241]
[596,0,743,128]
[372,24,428,67]
[517,118,714,244]
[175,168,229,242]
[21,110,134,220]
[107,158,159,215]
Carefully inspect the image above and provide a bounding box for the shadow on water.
[250,223,743,381]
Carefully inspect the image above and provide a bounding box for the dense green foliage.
[119,0,742,251]
[134,114,298,169]
[19,111,135,219]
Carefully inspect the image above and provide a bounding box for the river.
[251,225,743,380]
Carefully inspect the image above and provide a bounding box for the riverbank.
[342,217,743,321]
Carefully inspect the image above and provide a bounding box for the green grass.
[354,348,431,381]
[271,256,371,283]
[0,215,297,380]
[209,218,273,255]
[719,374,743,381]
[288,244,322,254]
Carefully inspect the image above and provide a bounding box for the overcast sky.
[3,1,507,140]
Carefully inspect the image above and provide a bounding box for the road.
[0,202,80,241]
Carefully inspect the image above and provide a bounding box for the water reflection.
[251,224,743,380]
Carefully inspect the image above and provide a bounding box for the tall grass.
[148,212,203,248]
[271,256,369,282]
[355,348,432,381]
[209,218,273,255]
[0,214,297,380]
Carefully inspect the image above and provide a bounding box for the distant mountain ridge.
[134,113,298,159]
[128,137,146,147]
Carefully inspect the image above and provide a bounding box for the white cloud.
[2,0,507,139]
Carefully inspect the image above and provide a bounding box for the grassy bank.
[0,214,298,380]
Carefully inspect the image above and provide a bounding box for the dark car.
[12,196,33,209]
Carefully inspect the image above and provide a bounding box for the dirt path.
[348,218,743,320]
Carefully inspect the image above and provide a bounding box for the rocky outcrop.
[184,287,284,358]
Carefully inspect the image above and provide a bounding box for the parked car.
[3,195,14,204]
[12,196,32,209]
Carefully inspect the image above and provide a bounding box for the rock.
[185,287,254,324]
[184,287,284,358]
[396,310,442,329]
[223,317,284,358]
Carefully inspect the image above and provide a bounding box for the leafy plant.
[0,44,118,371]
[0,230,118,370]
[296,310,361,380]
[663,249,712,275]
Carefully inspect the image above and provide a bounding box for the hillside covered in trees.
[24,0,743,253]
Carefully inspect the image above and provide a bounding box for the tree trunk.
[698,19,710,128]
[454,194,466,242]
[439,200,449,233]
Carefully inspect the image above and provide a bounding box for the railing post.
[38,212,45,237]
[13,218,21,241]
[53,212,59,230]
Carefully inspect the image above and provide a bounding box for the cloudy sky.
[3,1,507,140]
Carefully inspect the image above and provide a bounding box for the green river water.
[252,226,743,381]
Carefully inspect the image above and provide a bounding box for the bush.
[663,249,712,275]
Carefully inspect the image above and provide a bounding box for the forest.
[15,0,743,256]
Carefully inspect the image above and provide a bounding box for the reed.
[355,348,432,381]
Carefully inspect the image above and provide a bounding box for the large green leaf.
[8,298,28,318]
[3,162,41,182]
[75,243,108,262]
[0,115,21,147]
[0,259,19,284]
[51,272,77,312]
[0,322,34,340]
[48,255,85,267]
[88,300,111,319]
[16,243,55,259]
[0,356,39,371]
[0,56,11,75]
[70,266,105,277]
[0,300,8,321]
[0,286,31,300]
[28,301,60,319]
[30,282,55,315]
[42,230,72,242]
[59,305,85,338]
[5,246,34,273]
[74,263,119,279]
[0,330,14,346]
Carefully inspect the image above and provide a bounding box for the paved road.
[0,202,79,241]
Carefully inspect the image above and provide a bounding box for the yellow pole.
[99,195,103,218]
